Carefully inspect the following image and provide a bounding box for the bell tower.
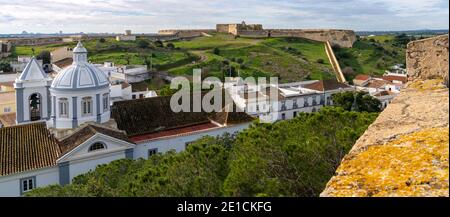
[14,57,52,124]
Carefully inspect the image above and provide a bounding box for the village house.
[227,79,354,122]
[353,72,407,109]
[0,41,254,197]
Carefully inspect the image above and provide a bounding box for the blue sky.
[0,0,448,34]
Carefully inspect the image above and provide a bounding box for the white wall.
[69,151,125,181]
[133,123,250,159]
[0,166,58,197]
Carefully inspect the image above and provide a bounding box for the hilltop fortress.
[159,21,357,48]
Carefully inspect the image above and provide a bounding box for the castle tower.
[48,41,111,129]
[14,57,52,124]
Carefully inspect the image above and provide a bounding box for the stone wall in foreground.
[406,34,449,85]
[320,35,449,197]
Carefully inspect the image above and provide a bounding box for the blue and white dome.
[51,41,109,91]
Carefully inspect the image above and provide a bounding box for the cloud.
[0,0,448,33]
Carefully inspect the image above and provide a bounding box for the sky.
[0,0,448,34]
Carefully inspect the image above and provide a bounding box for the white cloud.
[0,0,448,33]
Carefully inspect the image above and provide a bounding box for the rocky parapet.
[321,35,449,197]
[407,34,449,85]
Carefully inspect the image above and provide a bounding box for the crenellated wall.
[160,23,357,48]
[320,35,449,197]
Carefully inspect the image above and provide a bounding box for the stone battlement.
[159,22,357,47]
[320,35,449,197]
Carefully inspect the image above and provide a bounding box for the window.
[3,107,11,113]
[293,111,297,117]
[102,94,109,112]
[281,113,286,120]
[139,94,144,99]
[148,148,158,157]
[20,177,36,194]
[59,98,68,117]
[88,142,105,152]
[82,97,92,116]
[132,95,136,99]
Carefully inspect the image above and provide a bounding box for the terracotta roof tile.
[303,80,351,91]
[58,124,133,155]
[111,91,253,137]
[354,74,370,80]
[0,122,60,176]
[382,75,408,83]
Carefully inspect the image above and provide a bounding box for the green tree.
[213,47,220,55]
[36,50,51,64]
[223,107,378,196]
[25,108,377,197]
[0,61,12,72]
[331,91,381,112]
[154,40,163,48]
[137,40,150,49]
[166,43,175,49]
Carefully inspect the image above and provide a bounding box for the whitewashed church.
[0,42,253,196]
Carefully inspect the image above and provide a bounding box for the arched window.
[102,93,109,112]
[88,142,105,152]
[82,97,92,116]
[59,98,68,117]
[29,93,41,121]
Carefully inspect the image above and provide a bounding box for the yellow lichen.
[408,79,446,91]
[327,127,449,197]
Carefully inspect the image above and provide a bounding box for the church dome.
[51,41,109,91]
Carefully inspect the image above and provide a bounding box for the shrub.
[213,47,220,55]
[137,40,150,49]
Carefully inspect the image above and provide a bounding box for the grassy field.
[10,34,337,83]
[334,36,406,81]
[169,35,335,82]
[12,38,192,68]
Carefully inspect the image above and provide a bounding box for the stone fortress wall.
[217,22,356,48]
[320,34,449,197]
[158,29,216,38]
[406,35,449,85]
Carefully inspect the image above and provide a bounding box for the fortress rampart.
[320,35,449,197]
[159,22,357,47]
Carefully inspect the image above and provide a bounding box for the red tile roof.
[0,122,133,176]
[354,74,370,81]
[0,122,60,176]
[59,124,133,155]
[130,122,218,143]
[303,80,351,91]
[111,91,254,137]
[365,79,388,88]
[382,75,408,83]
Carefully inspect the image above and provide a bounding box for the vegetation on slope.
[333,34,413,81]
[26,107,378,197]
[171,34,335,82]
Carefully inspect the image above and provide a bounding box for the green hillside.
[10,34,335,83]
[9,34,411,86]
[334,35,407,81]
[170,34,335,82]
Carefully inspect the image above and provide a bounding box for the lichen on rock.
[321,35,449,197]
